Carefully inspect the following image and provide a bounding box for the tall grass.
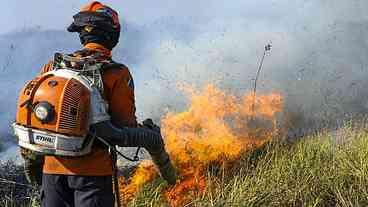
[0,159,39,207]
[129,127,368,207]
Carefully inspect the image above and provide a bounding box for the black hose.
[91,121,165,153]
[90,121,177,185]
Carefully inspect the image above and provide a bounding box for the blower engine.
[13,53,109,156]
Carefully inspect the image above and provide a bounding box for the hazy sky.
[3,0,366,34]
[1,1,268,33]
[1,0,232,33]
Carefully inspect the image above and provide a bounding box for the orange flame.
[164,169,206,207]
[120,84,283,206]
[120,160,158,204]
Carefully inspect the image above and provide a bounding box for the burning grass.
[161,85,282,206]
[121,84,284,206]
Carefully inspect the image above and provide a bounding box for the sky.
[1,0,365,34]
[1,0,234,33]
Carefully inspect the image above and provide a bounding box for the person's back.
[38,2,136,207]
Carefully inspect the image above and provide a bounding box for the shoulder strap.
[100,60,127,71]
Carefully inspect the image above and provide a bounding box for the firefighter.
[38,2,137,207]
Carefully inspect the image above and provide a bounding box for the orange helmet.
[68,1,121,50]
[81,1,120,26]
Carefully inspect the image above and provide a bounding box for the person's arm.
[106,67,138,128]
[96,67,177,184]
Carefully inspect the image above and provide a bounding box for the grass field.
[1,125,368,207]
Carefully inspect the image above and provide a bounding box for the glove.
[142,118,161,134]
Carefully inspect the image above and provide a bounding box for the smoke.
[0,0,368,158]
[133,0,368,129]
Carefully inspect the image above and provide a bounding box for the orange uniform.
[41,43,137,176]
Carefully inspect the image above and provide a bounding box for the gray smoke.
[0,0,368,159]
[133,0,368,129]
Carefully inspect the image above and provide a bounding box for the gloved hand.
[142,118,161,134]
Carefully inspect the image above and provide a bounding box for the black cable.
[94,135,140,162]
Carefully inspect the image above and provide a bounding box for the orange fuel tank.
[15,73,91,137]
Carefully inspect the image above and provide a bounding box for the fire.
[119,160,158,204]
[164,169,206,207]
[120,84,283,206]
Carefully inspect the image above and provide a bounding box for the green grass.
[128,127,368,207]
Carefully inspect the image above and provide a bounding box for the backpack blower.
[12,52,177,195]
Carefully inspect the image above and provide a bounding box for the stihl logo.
[35,135,54,144]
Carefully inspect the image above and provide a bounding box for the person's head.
[68,1,120,50]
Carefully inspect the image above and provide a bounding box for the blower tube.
[91,121,177,185]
